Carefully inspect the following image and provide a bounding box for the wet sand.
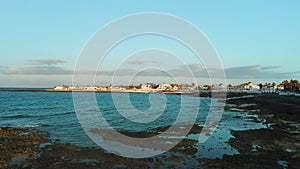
[1,94,299,168]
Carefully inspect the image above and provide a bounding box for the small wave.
[226,95,254,100]
[0,115,32,119]
[50,111,74,117]
[16,123,49,128]
[0,124,47,128]
[0,111,74,119]
[36,111,75,118]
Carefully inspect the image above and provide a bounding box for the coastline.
[0,88,252,98]
[0,125,203,168]
[216,95,300,168]
[0,94,299,168]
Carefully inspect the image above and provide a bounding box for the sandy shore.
[1,94,299,168]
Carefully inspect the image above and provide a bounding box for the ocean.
[0,90,267,158]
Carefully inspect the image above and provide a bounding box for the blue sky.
[0,1,299,87]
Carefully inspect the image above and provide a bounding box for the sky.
[0,0,299,87]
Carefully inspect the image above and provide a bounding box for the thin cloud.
[225,65,261,78]
[0,59,71,75]
[126,60,146,65]
[125,60,158,65]
[1,62,299,80]
[260,65,280,70]
[0,66,73,75]
[225,65,298,79]
[29,59,66,66]
[111,64,300,79]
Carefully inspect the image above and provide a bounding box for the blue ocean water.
[0,92,205,143]
[0,91,267,158]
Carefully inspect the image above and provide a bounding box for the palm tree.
[258,83,263,90]
[280,79,300,92]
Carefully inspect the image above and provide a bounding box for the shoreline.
[0,88,298,100]
[1,94,299,168]
[0,89,253,98]
[0,125,203,168]
[218,95,300,168]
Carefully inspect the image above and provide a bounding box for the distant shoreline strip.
[0,89,192,95]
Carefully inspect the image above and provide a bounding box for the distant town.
[48,79,300,96]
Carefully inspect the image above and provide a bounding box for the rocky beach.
[206,94,300,168]
[0,94,299,168]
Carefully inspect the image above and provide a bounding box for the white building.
[242,82,260,90]
[141,83,153,90]
[111,86,126,91]
[158,83,172,90]
[277,85,284,91]
[172,85,179,91]
[82,86,98,91]
[262,86,277,93]
[53,86,64,90]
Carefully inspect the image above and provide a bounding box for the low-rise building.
[141,83,154,90]
[158,83,172,90]
[262,85,277,93]
[54,86,64,90]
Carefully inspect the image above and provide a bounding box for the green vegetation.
[280,79,300,92]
